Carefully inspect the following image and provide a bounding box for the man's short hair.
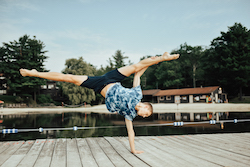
[144,102,153,116]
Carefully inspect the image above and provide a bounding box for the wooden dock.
[0,133,249,167]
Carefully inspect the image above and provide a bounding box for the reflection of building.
[0,73,7,95]
[143,86,227,104]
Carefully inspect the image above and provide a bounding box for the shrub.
[37,94,53,104]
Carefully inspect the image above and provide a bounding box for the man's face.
[138,108,151,118]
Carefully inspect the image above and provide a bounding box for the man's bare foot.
[20,69,39,77]
[161,52,180,61]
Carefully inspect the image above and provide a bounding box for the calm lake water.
[1,111,250,141]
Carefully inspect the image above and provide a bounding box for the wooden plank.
[33,139,56,167]
[1,155,25,167]
[17,139,46,167]
[66,138,82,167]
[14,141,33,155]
[104,137,149,167]
[155,135,220,165]
[50,138,67,167]
[208,133,250,149]
[142,136,214,166]
[118,136,176,167]
[162,135,248,167]
[184,134,250,163]
[200,133,250,147]
[76,138,98,167]
[95,138,131,167]
[0,141,3,150]
[0,141,16,156]
[86,137,115,167]
[241,133,250,137]
[0,133,249,167]
[195,134,250,156]
[0,141,11,154]
[0,141,13,154]
[218,133,250,143]
[1,140,34,167]
[140,136,219,167]
[235,134,250,143]
[238,133,250,142]
[0,141,23,166]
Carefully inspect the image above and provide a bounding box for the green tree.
[104,50,133,88]
[112,50,128,68]
[155,60,184,89]
[0,35,48,101]
[172,43,205,88]
[188,45,205,88]
[100,50,128,74]
[205,23,250,99]
[140,55,159,90]
[61,57,96,104]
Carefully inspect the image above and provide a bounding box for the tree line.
[0,23,249,105]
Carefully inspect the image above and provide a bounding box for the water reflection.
[0,111,250,141]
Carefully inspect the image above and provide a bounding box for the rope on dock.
[1,119,250,134]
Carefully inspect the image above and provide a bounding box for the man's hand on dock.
[132,150,144,154]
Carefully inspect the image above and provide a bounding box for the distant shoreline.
[0,103,250,115]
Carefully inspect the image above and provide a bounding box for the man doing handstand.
[20,52,179,154]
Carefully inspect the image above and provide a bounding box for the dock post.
[175,113,181,121]
[190,112,194,121]
[216,112,219,122]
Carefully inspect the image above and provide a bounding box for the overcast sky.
[0,0,249,72]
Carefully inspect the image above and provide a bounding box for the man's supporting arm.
[125,118,144,154]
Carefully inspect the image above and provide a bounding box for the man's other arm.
[133,67,148,87]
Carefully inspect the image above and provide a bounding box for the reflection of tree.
[57,113,97,138]
[58,113,128,138]
[1,113,129,141]
[57,113,127,138]
[2,112,249,141]
[1,114,48,141]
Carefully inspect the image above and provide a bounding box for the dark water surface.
[1,111,250,141]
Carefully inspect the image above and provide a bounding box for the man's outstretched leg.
[118,52,179,77]
[20,52,179,86]
[20,69,87,86]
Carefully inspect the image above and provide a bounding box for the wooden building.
[142,89,160,103]
[0,73,7,95]
[40,80,65,101]
[143,86,228,104]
